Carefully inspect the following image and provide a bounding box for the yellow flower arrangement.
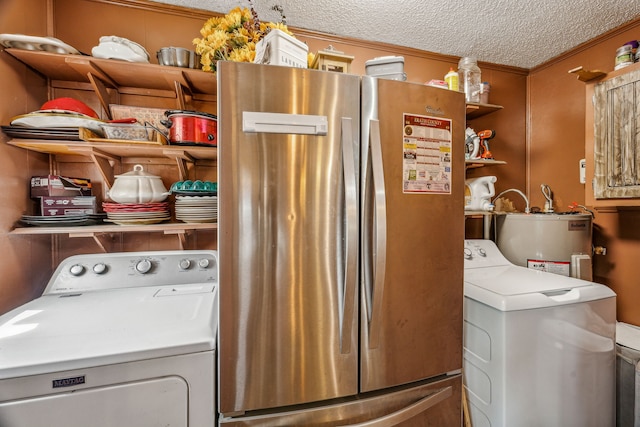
[193,6,293,72]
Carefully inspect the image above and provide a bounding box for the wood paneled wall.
[0,0,53,314]
[529,18,640,324]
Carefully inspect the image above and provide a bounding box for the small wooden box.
[311,46,354,73]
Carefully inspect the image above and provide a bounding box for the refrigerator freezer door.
[218,375,462,426]
[218,61,361,415]
[360,76,465,392]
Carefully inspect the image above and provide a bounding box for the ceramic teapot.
[107,164,170,204]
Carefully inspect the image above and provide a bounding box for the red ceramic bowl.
[40,97,99,118]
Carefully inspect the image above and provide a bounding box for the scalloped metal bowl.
[157,47,201,69]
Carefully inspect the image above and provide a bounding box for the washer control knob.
[477,248,487,257]
[198,258,211,269]
[179,259,192,270]
[464,248,473,260]
[69,264,86,276]
[135,259,153,274]
[93,263,107,275]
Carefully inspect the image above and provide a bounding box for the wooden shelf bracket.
[164,228,191,250]
[87,72,115,120]
[568,66,606,82]
[67,231,115,252]
[163,148,196,181]
[69,146,119,188]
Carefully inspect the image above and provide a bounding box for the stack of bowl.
[170,180,217,223]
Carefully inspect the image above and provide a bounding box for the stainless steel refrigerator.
[217,61,465,426]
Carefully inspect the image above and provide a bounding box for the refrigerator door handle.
[367,119,387,349]
[242,111,328,135]
[341,386,453,427]
[341,117,357,354]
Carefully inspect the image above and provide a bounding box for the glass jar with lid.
[458,57,482,103]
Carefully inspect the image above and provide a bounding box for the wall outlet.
[579,158,586,184]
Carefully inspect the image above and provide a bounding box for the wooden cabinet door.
[593,67,640,199]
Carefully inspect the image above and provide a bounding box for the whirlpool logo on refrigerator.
[52,375,85,389]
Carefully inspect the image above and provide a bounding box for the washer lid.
[617,322,640,350]
[464,265,615,311]
[0,284,217,379]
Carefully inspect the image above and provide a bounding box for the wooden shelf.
[11,222,216,235]
[5,49,217,99]
[464,210,494,216]
[11,222,217,252]
[6,139,216,159]
[465,102,503,119]
[6,138,217,186]
[465,158,507,169]
[3,49,220,252]
[5,138,217,249]
[568,66,606,82]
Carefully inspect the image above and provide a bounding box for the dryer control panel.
[44,250,218,294]
[464,239,511,269]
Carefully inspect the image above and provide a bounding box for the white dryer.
[463,239,616,427]
[0,250,218,427]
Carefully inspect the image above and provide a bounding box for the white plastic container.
[464,176,496,211]
[458,57,481,103]
[254,29,308,69]
[365,56,406,80]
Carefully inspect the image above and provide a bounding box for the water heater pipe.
[492,188,530,213]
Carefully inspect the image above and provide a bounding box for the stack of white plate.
[175,195,217,223]
[102,202,171,225]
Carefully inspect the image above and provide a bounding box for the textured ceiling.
[155,0,640,69]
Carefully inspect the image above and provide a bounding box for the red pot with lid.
[161,110,217,146]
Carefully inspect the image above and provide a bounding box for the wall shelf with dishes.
[5,137,217,188]
[4,49,218,112]
[2,49,219,250]
[4,139,217,249]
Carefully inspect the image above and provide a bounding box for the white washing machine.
[463,239,616,427]
[0,250,218,427]
[616,321,640,426]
